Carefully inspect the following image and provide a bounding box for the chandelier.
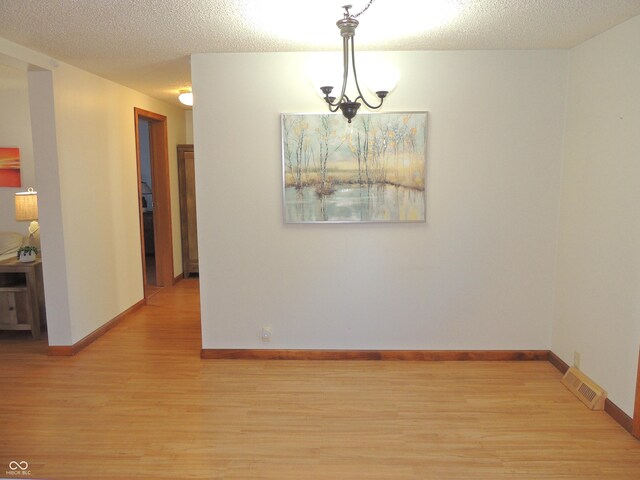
[320,2,388,123]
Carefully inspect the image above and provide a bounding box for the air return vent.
[561,367,607,410]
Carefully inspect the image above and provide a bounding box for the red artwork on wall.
[0,147,21,187]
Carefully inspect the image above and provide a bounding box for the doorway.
[134,108,174,297]
[138,119,156,287]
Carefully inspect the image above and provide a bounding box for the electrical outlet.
[261,326,272,342]
[573,351,581,369]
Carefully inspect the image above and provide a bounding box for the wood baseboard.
[48,299,145,356]
[634,348,640,439]
[547,350,634,436]
[173,273,184,285]
[200,349,550,361]
[548,351,570,374]
[605,399,633,434]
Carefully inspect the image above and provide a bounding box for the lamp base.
[26,221,40,250]
[28,220,39,236]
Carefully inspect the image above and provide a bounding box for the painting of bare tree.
[282,112,427,223]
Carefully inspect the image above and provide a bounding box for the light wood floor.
[1,279,639,479]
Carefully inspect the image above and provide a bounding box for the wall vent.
[561,367,607,410]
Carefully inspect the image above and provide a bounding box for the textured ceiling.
[0,0,639,108]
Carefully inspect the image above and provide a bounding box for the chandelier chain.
[351,0,376,18]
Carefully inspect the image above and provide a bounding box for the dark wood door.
[177,144,198,278]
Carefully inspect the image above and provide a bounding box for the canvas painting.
[282,112,427,223]
[0,147,21,187]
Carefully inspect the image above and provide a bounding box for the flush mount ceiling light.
[178,88,193,106]
[320,2,387,123]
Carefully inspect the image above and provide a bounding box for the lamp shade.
[15,187,38,221]
[178,89,193,106]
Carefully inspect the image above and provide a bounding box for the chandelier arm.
[325,92,353,107]
[350,37,384,110]
[335,36,351,106]
[321,36,351,108]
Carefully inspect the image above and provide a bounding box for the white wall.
[552,15,640,416]
[28,68,72,344]
[46,61,186,344]
[192,51,567,350]
[0,64,34,233]
[185,110,193,144]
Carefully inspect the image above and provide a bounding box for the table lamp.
[15,187,39,247]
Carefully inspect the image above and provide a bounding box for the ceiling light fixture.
[320,2,388,123]
[178,89,193,106]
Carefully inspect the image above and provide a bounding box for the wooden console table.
[0,258,46,339]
